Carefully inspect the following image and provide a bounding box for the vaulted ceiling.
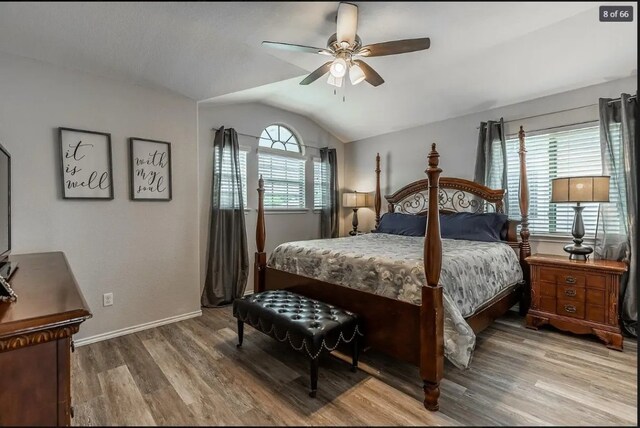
[0,2,636,141]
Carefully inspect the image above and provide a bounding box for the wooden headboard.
[383,177,518,243]
[372,126,530,257]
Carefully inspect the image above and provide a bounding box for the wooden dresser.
[0,252,91,426]
[525,253,627,350]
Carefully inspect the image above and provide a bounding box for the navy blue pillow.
[439,212,508,242]
[375,212,427,236]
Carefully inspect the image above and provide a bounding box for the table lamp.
[343,191,368,235]
[550,175,610,260]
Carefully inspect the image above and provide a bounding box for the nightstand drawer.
[557,285,585,302]
[539,296,556,313]
[586,289,605,305]
[539,267,585,287]
[540,281,556,297]
[586,274,606,290]
[558,272,585,287]
[557,299,584,319]
[586,305,606,323]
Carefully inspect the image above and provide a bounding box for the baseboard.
[74,310,202,347]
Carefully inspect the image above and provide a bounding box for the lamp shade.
[349,63,366,85]
[343,191,368,208]
[550,176,610,203]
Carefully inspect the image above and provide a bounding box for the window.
[505,125,613,235]
[313,158,329,210]
[215,149,247,208]
[258,124,306,209]
[259,153,306,209]
[259,124,301,153]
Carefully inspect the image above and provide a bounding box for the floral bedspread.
[268,233,523,368]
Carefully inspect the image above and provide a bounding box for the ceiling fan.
[262,2,430,88]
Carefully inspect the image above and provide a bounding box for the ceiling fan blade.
[353,60,384,87]
[336,3,358,46]
[300,61,333,85]
[358,38,431,57]
[262,41,333,56]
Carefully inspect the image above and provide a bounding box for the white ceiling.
[0,2,636,142]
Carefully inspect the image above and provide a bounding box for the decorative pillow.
[439,212,509,242]
[375,212,427,236]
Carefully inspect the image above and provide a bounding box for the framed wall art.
[59,127,114,199]
[129,138,172,201]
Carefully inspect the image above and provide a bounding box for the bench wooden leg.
[237,320,244,348]
[309,358,319,398]
[350,335,359,372]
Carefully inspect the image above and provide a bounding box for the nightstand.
[525,253,627,350]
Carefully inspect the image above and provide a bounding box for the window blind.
[505,125,613,235]
[259,153,306,209]
[215,149,247,208]
[313,159,329,210]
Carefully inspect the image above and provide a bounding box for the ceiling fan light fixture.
[329,57,347,78]
[327,74,343,87]
[349,63,365,85]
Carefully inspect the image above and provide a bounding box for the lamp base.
[563,243,593,261]
[349,208,360,236]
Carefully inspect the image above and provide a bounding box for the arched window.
[258,124,306,209]
[259,124,302,153]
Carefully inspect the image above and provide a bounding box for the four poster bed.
[253,127,531,411]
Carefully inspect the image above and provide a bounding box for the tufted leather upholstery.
[233,290,360,359]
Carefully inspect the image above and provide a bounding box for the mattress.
[268,233,523,368]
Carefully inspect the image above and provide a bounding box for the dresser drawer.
[557,285,585,302]
[557,299,585,319]
[538,267,585,287]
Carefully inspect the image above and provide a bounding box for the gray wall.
[344,76,637,255]
[198,102,345,289]
[0,52,201,340]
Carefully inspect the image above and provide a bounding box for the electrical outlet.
[103,292,113,307]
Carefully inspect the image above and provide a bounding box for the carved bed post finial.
[255,175,267,293]
[375,153,382,230]
[518,126,531,315]
[421,143,444,411]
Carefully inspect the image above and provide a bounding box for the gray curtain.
[319,147,339,238]
[201,127,249,307]
[474,118,509,213]
[595,94,638,336]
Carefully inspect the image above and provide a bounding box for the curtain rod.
[607,94,637,104]
[504,119,599,138]
[479,95,637,129]
[211,127,324,151]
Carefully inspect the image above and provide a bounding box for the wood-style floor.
[72,308,637,426]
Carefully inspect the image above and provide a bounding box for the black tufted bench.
[232,290,361,398]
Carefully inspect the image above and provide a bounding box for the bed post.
[518,126,531,314]
[255,175,266,293]
[374,153,381,230]
[421,143,444,411]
